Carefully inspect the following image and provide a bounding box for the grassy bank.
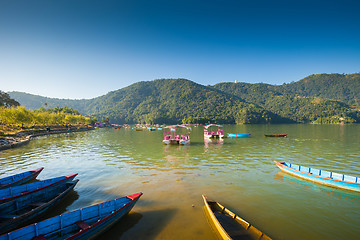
[0,106,96,137]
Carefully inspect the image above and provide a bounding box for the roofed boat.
[0,192,143,240]
[264,134,287,137]
[0,180,78,234]
[202,195,272,240]
[227,133,251,138]
[0,174,78,204]
[163,125,191,145]
[204,124,224,139]
[274,161,360,192]
[0,168,44,189]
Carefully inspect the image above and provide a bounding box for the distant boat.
[227,133,251,138]
[0,168,44,189]
[0,174,77,204]
[0,180,78,234]
[204,124,224,139]
[0,192,143,240]
[274,161,360,192]
[265,134,287,137]
[163,125,191,145]
[202,195,272,240]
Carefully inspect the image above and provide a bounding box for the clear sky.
[1,0,359,99]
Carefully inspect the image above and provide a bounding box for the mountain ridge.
[7,73,360,124]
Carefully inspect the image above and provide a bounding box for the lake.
[0,124,359,239]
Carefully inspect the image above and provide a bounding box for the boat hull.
[179,139,190,145]
[0,193,142,240]
[163,139,179,145]
[265,134,287,137]
[204,134,224,139]
[274,161,360,192]
[202,195,271,240]
[0,174,77,204]
[0,168,44,189]
[0,180,78,234]
[227,133,251,138]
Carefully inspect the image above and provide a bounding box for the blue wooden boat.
[227,133,251,138]
[274,161,360,192]
[0,174,78,204]
[0,192,143,240]
[0,168,44,189]
[0,180,78,234]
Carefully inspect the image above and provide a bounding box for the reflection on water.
[0,125,359,239]
[274,172,360,203]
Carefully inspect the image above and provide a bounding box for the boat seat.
[32,235,47,240]
[76,220,90,231]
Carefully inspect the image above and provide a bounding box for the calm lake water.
[1,124,359,240]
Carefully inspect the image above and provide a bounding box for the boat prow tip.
[127,192,143,200]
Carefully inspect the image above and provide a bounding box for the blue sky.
[1,0,359,99]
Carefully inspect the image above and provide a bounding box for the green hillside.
[8,74,360,124]
[279,73,360,106]
[8,92,89,114]
[214,78,360,124]
[84,79,282,124]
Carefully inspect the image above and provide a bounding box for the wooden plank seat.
[76,220,90,231]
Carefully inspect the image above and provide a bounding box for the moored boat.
[0,192,143,240]
[0,168,44,189]
[0,174,78,204]
[265,134,287,137]
[204,124,224,139]
[163,125,191,145]
[202,195,272,240]
[227,133,251,138]
[0,180,78,234]
[274,161,360,192]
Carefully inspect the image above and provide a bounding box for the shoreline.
[0,126,95,151]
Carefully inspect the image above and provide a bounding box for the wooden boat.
[163,125,191,145]
[0,192,143,240]
[264,134,287,137]
[0,174,77,204]
[0,168,44,189]
[227,133,251,138]
[204,124,224,139]
[202,195,272,240]
[274,161,360,192]
[0,180,78,234]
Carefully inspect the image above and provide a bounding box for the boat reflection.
[163,145,190,166]
[274,171,360,202]
[204,138,223,148]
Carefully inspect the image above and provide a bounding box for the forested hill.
[213,73,360,107]
[279,73,360,107]
[213,73,360,124]
[7,74,360,124]
[82,79,282,124]
[8,92,90,114]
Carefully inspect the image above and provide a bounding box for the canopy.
[204,124,223,129]
[163,125,192,130]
